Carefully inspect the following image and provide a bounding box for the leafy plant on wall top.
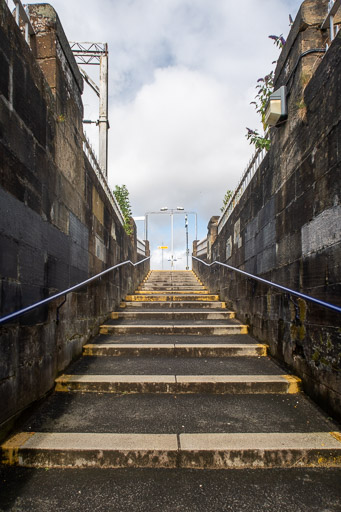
[246,33,287,151]
[113,184,133,235]
[221,189,233,213]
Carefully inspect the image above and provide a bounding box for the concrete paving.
[99,324,248,335]
[122,300,227,308]
[1,466,341,512]
[125,294,220,301]
[17,393,338,434]
[89,333,260,344]
[66,355,283,375]
[116,311,236,320]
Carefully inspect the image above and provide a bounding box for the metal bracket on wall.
[287,294,301,325]
[248,277,257,296]
[56,294,67,325]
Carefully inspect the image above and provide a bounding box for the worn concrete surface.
[54,373,299,395]
[66,355,282,375]
[105,317,240,325]
[123,301,227,308]
[2,431,340,469]
[18,393,338,434]
[90,333,259,344]
[99,325,248,336]
[1,466,341,512]
[83,343,267,357]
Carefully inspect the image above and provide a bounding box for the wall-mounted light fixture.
[265,85,287,127]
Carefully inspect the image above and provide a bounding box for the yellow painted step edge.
[257,344,269,356]
[1,432,35,465]
[282,375,302,394]
[125,295,220,302]
[330,432,341,442]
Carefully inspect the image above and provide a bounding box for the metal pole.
[99,45,108,177]
[185,215,189,270]
[24,5,29,45]
[15,3,20,25]
[330,14,335,40]
[171,212,174,270]
[145,214,148,241]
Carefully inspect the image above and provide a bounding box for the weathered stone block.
[0,280,22,316]
[302,205,341,256]
[0,49,9,99]
[46,223,70,264]
[18,246,46,287]
[258,198,275,231]
[0,235,18,279]
[46,255,69,291]
[276,231,302,267]
[69,212,89,250]
[35,32,56,59]
[256,245,276,275]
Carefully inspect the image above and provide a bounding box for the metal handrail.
[192,256,341,313]
[0,257,150,325]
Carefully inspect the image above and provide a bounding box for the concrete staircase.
[2,270,340,470]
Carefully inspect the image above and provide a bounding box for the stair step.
[65,354,281,376]
[17,392,337,434]
[90,333,259,344]
[138,288,207,292]
[134,290,210,295]
[139,283,206,287]
[125,294,220,301]
[114,311,236,320]
[121,301,226,309]
[3,431,340,469]
[55,374,301,394]
[99,324,248,335]
[83,343,268,357]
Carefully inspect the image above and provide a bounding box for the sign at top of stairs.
[2,270,340,470]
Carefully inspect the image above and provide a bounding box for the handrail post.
[56,295,67,325]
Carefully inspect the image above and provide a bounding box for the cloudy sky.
[15,0,302,268]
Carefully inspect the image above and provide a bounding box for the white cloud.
[21,0,303,268]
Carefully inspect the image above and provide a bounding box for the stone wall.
[0,1,149,434]
[193,1,341,420]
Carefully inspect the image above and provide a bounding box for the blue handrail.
[0,257,150,325]
[192,256,341,314]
